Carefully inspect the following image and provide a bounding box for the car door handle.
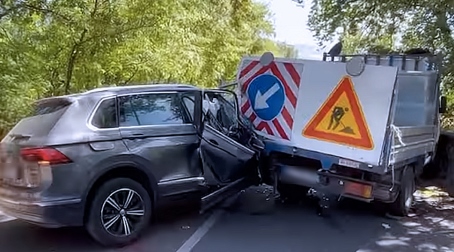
[124,133,144,140]
[208,139,218,145]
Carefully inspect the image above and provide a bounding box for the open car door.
[199,89,264,212]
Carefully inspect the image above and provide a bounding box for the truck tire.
[277,183,309,202]
[444,141,454,196]
[86,178,152,247]
[388,167,415,216]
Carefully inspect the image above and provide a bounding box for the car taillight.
[20,147,72,165]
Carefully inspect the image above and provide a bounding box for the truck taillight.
[20,147,72,165]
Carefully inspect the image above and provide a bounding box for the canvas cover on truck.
[237,54,398,166]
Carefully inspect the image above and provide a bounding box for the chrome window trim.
[87,91,197,131]
[87,95,118,132]
[118,123,195,131]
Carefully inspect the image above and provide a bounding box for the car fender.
[82,154,159,204]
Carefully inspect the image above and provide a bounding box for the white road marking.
[176,193,240,252]
[176,210,224,252]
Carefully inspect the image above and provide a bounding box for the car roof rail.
[322,51,443,72]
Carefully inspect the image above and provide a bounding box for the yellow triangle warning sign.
[302,76,374,150]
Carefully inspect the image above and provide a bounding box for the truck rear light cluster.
[20,147,72,165]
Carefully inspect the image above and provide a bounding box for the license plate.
[344,181,372,199]
[2,167,19,180]
[338,159,360,168]
[0,144,21,180]
[283,167,318,181]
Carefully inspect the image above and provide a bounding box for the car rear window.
[4,98,73,142]
[33,99,72,116]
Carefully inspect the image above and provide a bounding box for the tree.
[0,0,297,136]
[294,0,454,127]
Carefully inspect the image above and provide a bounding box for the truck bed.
[236,53,441,174]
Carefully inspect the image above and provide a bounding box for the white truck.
[226,50,446,216]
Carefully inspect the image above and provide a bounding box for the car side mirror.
[440,95,447,114]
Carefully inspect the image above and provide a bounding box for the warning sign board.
[302,76,374,150]
[238,58,302,140]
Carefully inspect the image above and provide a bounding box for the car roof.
[84,83,200,95]
[36,84,201,103]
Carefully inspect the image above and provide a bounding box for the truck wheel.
[86,178,152,247]
[388,167,415,216]
[277,183,309,202]
[444,142,454,196]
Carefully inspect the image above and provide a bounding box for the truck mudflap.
[317,170,399,203]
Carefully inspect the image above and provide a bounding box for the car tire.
[387,167,415,217]
[86,178,152,248]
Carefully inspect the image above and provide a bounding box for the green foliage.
[0,0,297,136]
[295,0,454,128]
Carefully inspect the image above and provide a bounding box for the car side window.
[182,95,195,121]
[119,93,186,127]
[91,98,118,128]
[204,92,238,132]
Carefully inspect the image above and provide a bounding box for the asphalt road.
[0,184,453,252]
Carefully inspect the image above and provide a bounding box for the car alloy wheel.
[86,178,152,247]
[101,188,145,236]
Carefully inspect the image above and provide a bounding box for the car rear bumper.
[0,196,84,228]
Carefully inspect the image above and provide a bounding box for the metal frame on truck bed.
[233,51,447,217]
[319,52,443,215]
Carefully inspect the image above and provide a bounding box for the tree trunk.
[64,29,87,95]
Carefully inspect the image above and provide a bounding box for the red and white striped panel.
[238,59,303,140]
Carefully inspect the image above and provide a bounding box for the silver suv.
[0,84,263,247]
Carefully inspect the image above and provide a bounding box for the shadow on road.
[193,185,454,252]
[0,200,202,252]
[0,223,96,252]
[1,183,453,252]
[196,186,393,252]
[362,180,454,252]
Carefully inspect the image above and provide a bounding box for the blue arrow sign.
[247,74,285,121]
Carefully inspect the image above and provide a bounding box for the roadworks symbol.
[302,76,374,150]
